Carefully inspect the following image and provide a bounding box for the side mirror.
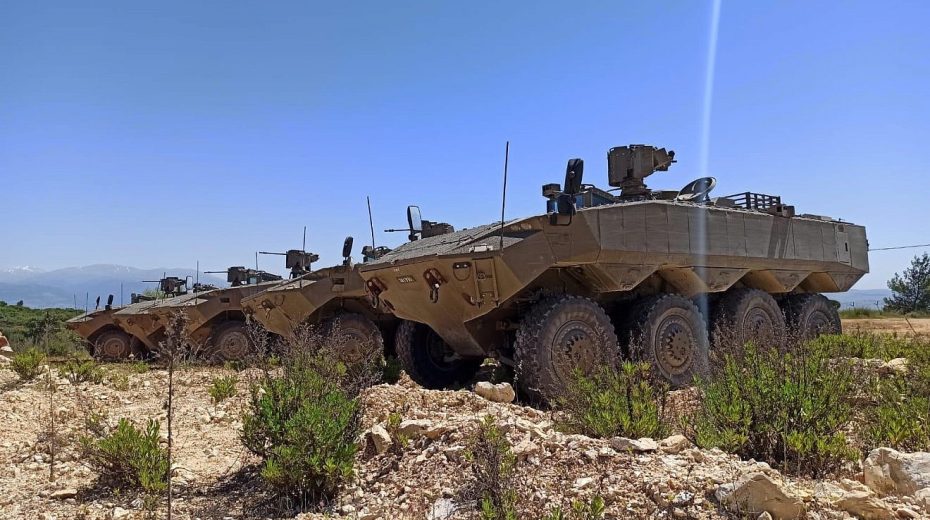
[342,236,354,259]
[564,158,584,195]
[556,193,576,216]
[407,205,422,234]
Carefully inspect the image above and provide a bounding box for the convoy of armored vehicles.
[65,144,869,402]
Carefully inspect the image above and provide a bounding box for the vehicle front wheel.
[94,330,132,361]
[514,295,619,404]
[208,322,251,362]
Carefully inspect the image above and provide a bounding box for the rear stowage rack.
[721,192,782,211]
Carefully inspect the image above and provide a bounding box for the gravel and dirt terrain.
[2,359,929,520]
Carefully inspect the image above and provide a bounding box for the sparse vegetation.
[556,362,668,440]
[61,358,104,385]
[464,415,518,520]
[240,326,364,502]
[11,347,46,381]
[865,336,930,451]
[129,360,150,374]
[0,304,82,355]
[693,341,857,477]
[385,412,410,451]
[208,375,238,404]
[382,356,403,384]
[79,418,170,494]
[544,497,606,520]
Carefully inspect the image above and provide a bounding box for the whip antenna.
[367,196,376,248]
[499,141,510,250]
[302,226,307,252]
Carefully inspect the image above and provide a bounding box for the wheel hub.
[551,320,599,381]
[100,337,128,359]
[217,331,249,360]
[656,317,694,376]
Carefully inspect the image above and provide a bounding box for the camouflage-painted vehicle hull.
[358,151,869,401]
[66,306,146,360]
[240,265,397,364]
[112,282,280,361]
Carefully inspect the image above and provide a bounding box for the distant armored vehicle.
[112,267,282,361]
[358,145,869,401]
[66,277,188,360]
[241,237,399,364]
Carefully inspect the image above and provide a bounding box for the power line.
[869,243,930,252]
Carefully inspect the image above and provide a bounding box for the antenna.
[302,226,307,252]
[120,283,124,307]
[196,260,200,285]
[255,252,259,271]
[85,293,88,315]
[367,196,376,248]
[499,141,510,250]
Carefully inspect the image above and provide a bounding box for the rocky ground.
[0,359,929,520]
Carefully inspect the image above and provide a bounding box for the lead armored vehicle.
[112,267,282,361]
[66,277,188,360]
[358,144,869,401]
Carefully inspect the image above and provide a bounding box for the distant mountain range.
[0,265,227,309]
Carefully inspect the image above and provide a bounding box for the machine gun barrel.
[258,251,286,255]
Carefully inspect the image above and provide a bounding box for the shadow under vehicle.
[111,267,282,361]
[357,144,869,402]
[65,277,189,360]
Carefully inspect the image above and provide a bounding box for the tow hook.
[423,268,445,304]
[366,278,387,307]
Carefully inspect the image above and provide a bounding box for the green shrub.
[10,348,45,381]
[62,358,104,385]
[464,415,518,520]
[556,362,667,440]
[382,356,403,385]
[545,497,606,520]
[80,418,169,493]
[241,348,360,500]
[694,342,856,476]
[109,373,130,391]
[865,341,930,451]
[129,361,150,374]
[208,375,238,404]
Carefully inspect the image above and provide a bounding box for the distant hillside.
[0,265,226,309]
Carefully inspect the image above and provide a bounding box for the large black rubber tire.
[94,330,132,361]
[627,294,710,388]
[209,321,251,363]
[710,288,786,348]
[394,321,481,389]
[783,293,841,340]
[514,295,619,404]
[321,313,385,366]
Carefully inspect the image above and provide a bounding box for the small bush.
[109,373,130,391]
[241,329,362,502]
[545,497,606,520]
[384,412,410,452]
[11,348,45,381]
[208,375,238,404]
[129,361,150,374]
[865,340,930,451]
[80,418,169,493]
[556,362,667,440]
[382,356,403,385]
[694,341,856,476]
[463,416,518,520]
[812,332,922,361]
[62,358,104,385]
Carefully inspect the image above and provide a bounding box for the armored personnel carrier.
[65,277,189,360]
[240,237,398,364]
[358,144,869,402]
[112,267,282,361]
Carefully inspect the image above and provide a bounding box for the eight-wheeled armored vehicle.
[112,267,282,361]
[65,277,189,360]
[240,237,399,364]
[358,144,869,401]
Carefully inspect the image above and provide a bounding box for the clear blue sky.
[1,0,928,289]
